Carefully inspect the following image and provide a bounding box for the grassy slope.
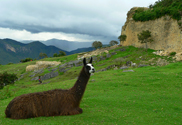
[0,46,181,124]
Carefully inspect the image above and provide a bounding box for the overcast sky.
[0,0,157,44]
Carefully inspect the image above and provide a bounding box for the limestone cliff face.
[121,7,182,53]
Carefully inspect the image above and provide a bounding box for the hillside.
[0,39,95,65]
[121,0,182,56]
[0,45,176,82]
[0,45,181,124]
[0,39,65,65]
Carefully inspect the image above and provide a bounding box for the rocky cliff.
[121,7,182,54]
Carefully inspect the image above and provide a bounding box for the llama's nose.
[92,68,95,73]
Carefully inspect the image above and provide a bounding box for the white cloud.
[0,28,106,42]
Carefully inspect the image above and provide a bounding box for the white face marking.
[87,63,95,73]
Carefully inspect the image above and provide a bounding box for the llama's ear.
[89,57,93,63]
[83,58,86,66]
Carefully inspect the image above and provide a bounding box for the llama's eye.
[86,66,92,71]
[86,66,91,69]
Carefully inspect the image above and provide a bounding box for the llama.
[5,57,95,119]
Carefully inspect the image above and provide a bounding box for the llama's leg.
[60,108,83,116]
[76,107,83,113]
[11,108,28,119]
[69,107,83,115]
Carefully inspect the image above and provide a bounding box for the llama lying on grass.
[5,57,95,119]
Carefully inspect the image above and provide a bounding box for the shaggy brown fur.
[5,57,94,119]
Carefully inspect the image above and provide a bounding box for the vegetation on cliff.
[118,34,127,42]
[137,30,153,51]
[133,0,182,21]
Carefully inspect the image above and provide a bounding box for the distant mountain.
[0,39,96,65]
[43,39,93,51]
[68,47,95,55]
[0,39,66,65]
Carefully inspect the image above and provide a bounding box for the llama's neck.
[71,67,90,103]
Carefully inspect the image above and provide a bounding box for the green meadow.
[0,46,182,124]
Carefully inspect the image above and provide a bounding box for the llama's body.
[5,57,95,119]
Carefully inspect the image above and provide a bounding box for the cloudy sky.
[0,0,157,44]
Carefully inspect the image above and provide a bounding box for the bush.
[137,30,153,51]
[169,52,176,56]
[135,8,145,13]
[109,40,118,46]
[7,63,14,65]
[20,58,33,63]
[118,35,127,42]
[137,30,153,43]
[53,51,66,57]
[92,41,103,49]
[133,0,182,22]
[0,72,18,89]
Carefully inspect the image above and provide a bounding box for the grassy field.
[0,46,181,124]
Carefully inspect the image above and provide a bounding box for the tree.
[0,72,18,89]
[92,41,103,49]
[137,30,153,51]
[20,58,33,63]
[109,40,118,46]
[53,51,66,57]
[39,53,44,59]
[59,51,66,56]
[39,53,48,59]
[118,35,127,43]
[43,53,48,58]
[53,53,58,57]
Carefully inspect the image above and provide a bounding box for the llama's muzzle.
[90,68,95,73]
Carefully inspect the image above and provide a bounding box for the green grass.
[0,46,181,124]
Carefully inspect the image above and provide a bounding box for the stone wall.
[121,7,182,54]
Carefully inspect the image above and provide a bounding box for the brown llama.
[5,57,95,119]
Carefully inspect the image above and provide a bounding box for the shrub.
[137,30,153,43]
[133,0,182,22]
[53,53,58,57]
[137,30,153,51]
[169,52,176,56]
[7,63,14,65]
[118,35,127,42]
[20,58,33,63]
[53,51,66,57]
[178,22,182,26]
[0,72,18,89]
[109,40,118,46]
[59,51,66,56]
[135,8,145,13]
[39,53,48,59]
[92,41,103,49]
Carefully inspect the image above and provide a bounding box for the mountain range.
[0,38,95,65]
[42,39,94,52]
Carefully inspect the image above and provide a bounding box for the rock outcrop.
[121,7,182,54]
[26,61,61,71]
[77,45,121,59]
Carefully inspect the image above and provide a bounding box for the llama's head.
[83,57,95,74]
